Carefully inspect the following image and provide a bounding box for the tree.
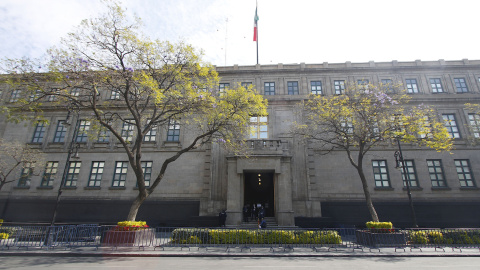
[0,139,45,191]
[0,2,267,221]
[293,82,452,222]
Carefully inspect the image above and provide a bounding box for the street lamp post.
[394,139,418,228]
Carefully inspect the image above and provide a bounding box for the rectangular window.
[264,82,275,95]
[112,161,128,187]
[141,161,152,187]
[65,161,81,187]
[10,90,21,102]
[357,79,369,85]
[455,159,476,187]
[310,81,322,95]
[454,78,469,93]
[88,161,104,187]
[372,160,390,187]
[32,122,46,143]
[46,88,59,102]
[427,160,447,187]
[406,79,419,93]
[97,123,110,143]
[144,120,157,142]
[334,80,345,95]
[249,116,268,139]
[442,114,461,138]
[468,113,480,138]
[401,160,419,188]
[41,161,58,187]
[76,120,90,143]
[53,120,67,143]
[18,162,34,187]
[430,78,444,93]
[166,120,180,142]
[121,120,134,142]
[71,88,81,97]
[341,117,354,134]
[381,79,393,93]
[417,116,432,139]
[110,89,120,100]
[287,81,299,95]
[219,83,230,94]
[29,89,41,102]
[241,82,252,88]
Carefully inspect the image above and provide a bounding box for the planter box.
[356,230,406,248]
[102,228,155,247]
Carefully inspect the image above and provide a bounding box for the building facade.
[1,59,480,228]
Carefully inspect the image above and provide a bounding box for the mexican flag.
[253,6,259,41]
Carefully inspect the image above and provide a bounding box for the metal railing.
[1,225,479,252]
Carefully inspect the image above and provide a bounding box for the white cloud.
[1,0,479,65]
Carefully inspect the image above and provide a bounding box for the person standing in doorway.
[218,210,227,227]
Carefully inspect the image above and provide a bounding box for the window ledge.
[62,186,77,190]
[84,186,101,190]
[109,187,126,190]
[431,187,451,191]
[93,142,109,148]
[403,187,423,191]
[459,187,479,190]
[37,186,53,190]
[374,187,394,191]
[133,187,151,190]
[162,141,181,148]
[13,186,30,190]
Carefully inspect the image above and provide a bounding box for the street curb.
[2,252,480,258]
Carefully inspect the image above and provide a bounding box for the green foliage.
[0,227,17,235]
[428,231,444,244]
[294,230,342,244]
[170,228,342,245]
[409,231,428,244]
[366,221,393,229]
[170,228,210,244]
[407,230,480,246]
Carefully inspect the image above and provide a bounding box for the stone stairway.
[238,217,278,228]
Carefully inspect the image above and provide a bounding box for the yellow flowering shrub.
[114,221,149,231]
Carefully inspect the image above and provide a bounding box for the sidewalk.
[2,246,480,257]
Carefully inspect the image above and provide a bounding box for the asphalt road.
[1,256,480,270]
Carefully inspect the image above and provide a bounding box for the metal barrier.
[403,228,480,252]
[154,227,353,252]
[0,225,479,252]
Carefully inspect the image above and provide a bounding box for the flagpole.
[256,15,259,65]
[254,0,259,65]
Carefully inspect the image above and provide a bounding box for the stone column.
[225,157,242,226]
[275,157,294,226]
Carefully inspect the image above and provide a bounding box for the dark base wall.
[296,201,480,229]
[0,198,216,227]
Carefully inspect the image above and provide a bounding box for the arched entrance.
[244,172,275,217]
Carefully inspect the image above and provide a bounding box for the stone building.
[1,59,479,228]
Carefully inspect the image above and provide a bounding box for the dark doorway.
[244,172,274,217]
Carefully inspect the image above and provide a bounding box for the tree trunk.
[126,194,148,221]
[356,166,380,222]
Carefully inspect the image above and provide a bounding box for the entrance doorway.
[244,172,274,217]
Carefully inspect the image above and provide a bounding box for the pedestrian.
[243,205,249,222]
[251,204,256,220]
[259,219,267,228]
[218,209,227,227]
[258,206,265,221]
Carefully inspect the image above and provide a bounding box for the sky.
[1,0,479,67]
